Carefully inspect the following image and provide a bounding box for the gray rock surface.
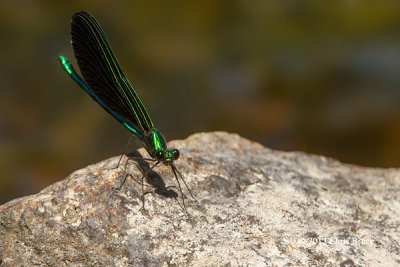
[0,132,399,266]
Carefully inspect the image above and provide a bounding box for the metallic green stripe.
[59,55,144,140]
[86,16,154,131]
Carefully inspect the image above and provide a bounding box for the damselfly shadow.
[114,151,190,211]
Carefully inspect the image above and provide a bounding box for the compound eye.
[155,151,165,161]
[171,149,180,160]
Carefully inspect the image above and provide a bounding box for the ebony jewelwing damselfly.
[59,11,194,209]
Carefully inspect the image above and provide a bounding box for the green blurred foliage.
[1,1,400,204]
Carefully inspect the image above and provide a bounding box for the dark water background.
[1,1,400,204]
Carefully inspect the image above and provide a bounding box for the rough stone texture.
[0,132,399,266]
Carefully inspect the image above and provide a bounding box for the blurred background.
[1,1,400,204]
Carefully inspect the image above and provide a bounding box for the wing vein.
[71,11,154,132]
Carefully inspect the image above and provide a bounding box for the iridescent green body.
[143,129,179,165]
[59,11,195,208]
[145,131,166,156]
[59,12,179,165]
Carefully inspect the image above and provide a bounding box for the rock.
[0,132,399,266]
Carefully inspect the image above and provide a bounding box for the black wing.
[71,11,154,133]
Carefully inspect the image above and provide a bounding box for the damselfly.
[59,11,194,209]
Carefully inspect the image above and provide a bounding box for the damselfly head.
[155,149,180,165]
